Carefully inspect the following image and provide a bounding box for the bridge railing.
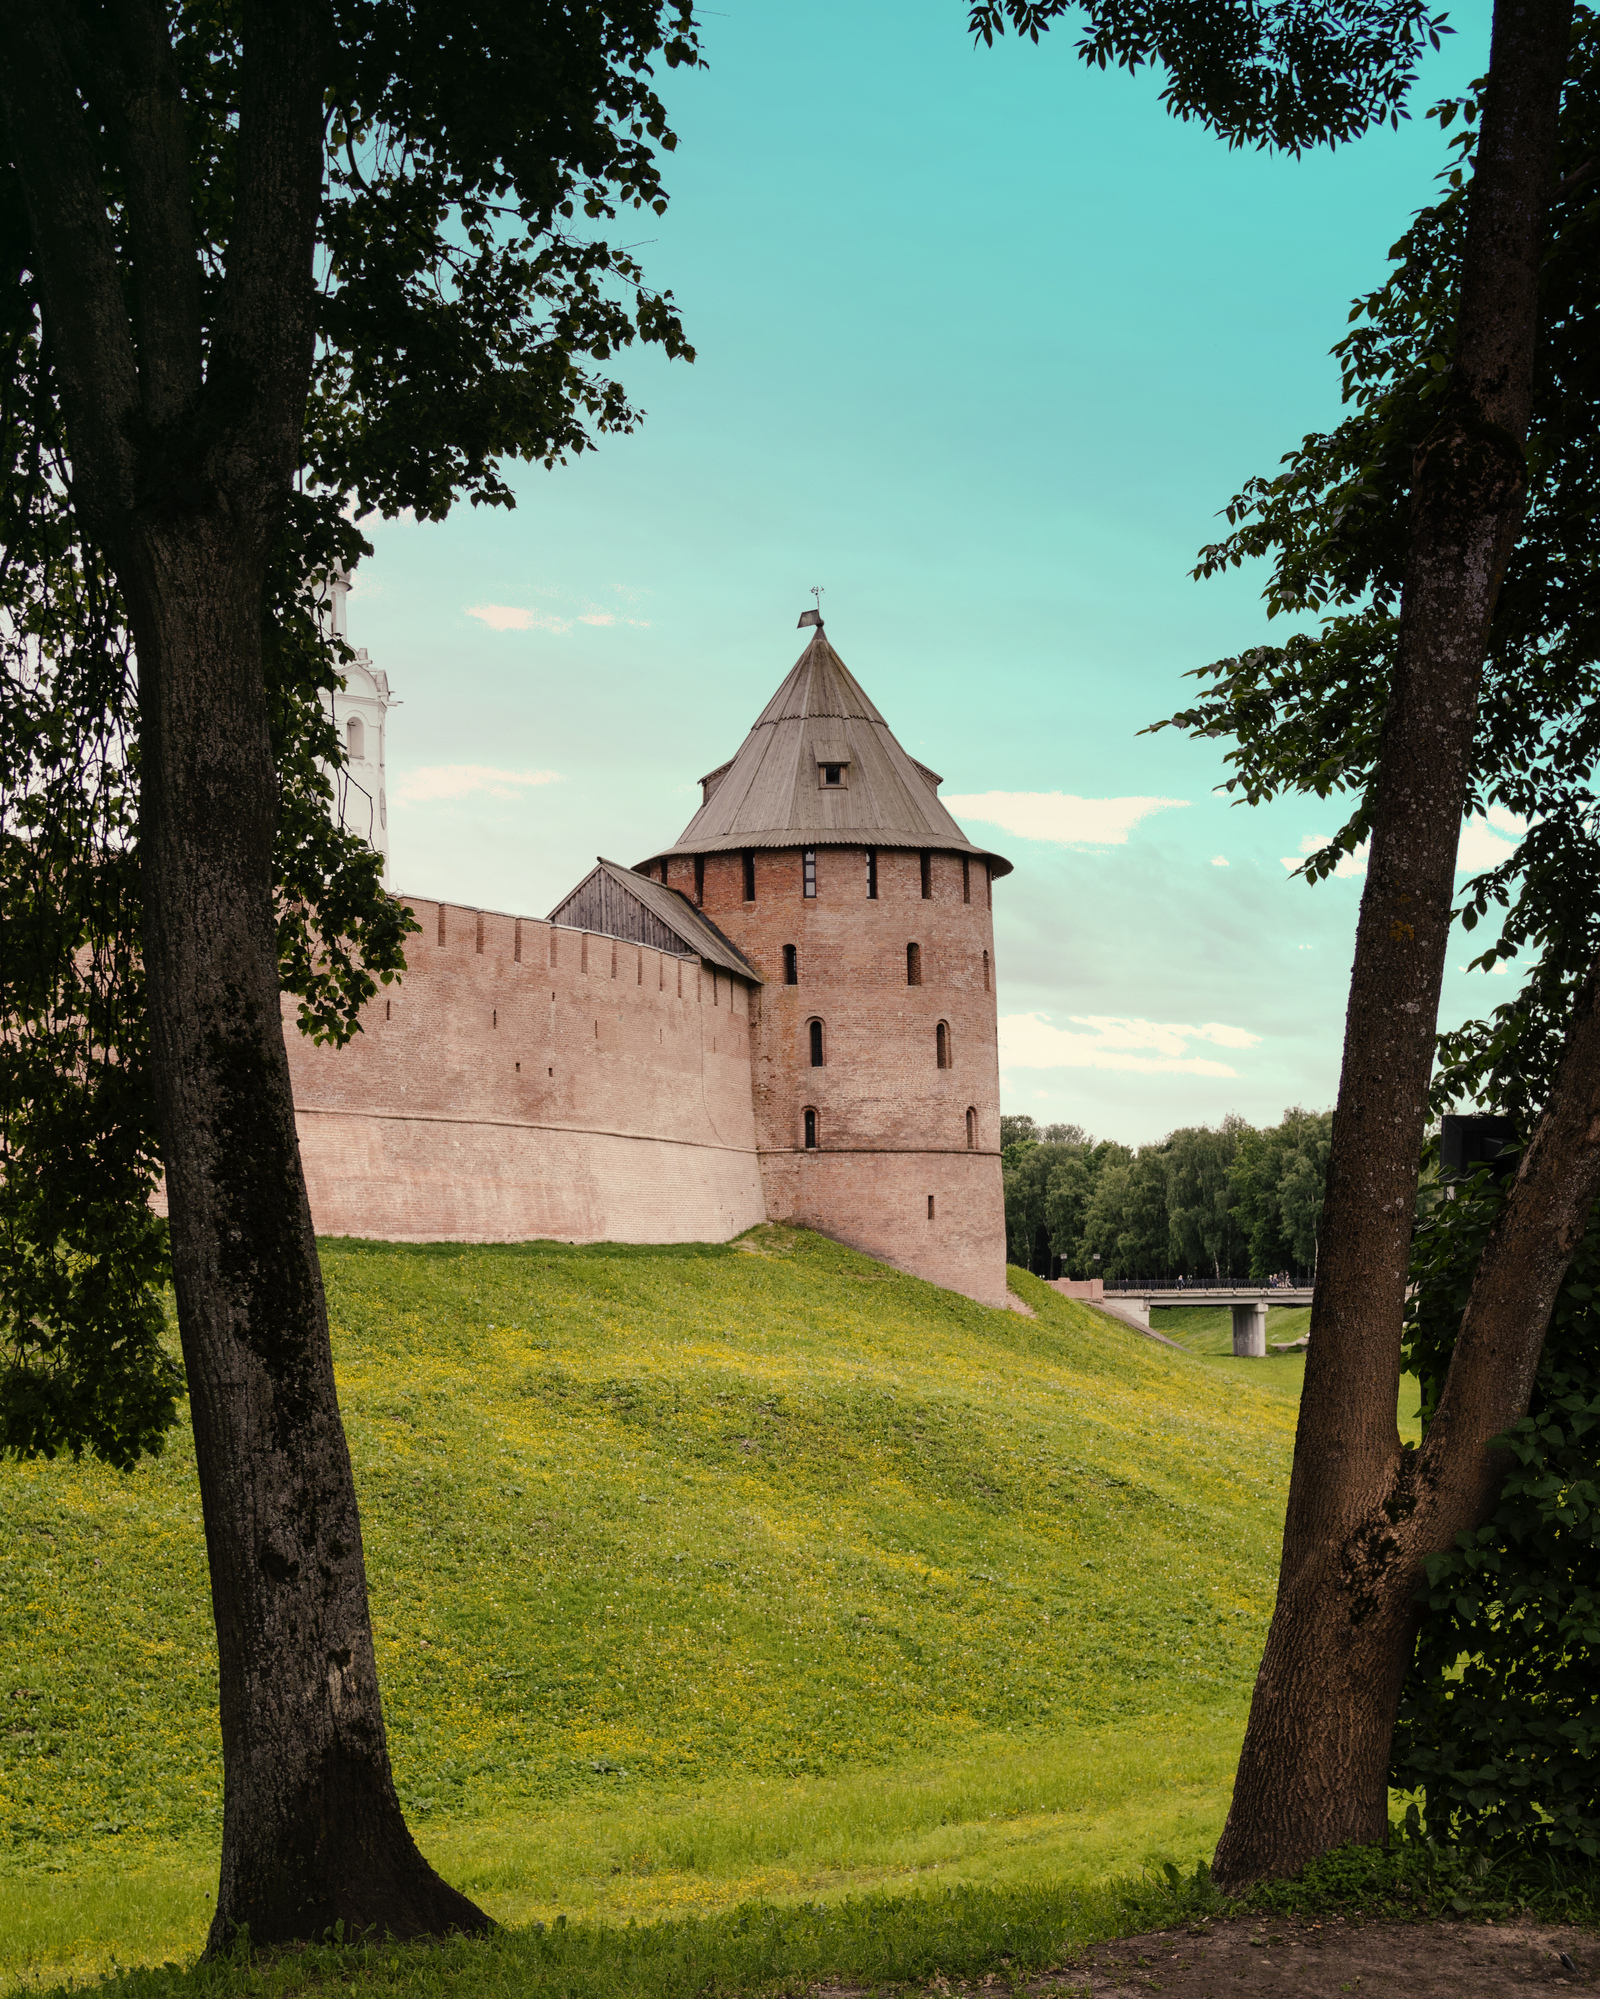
[1102,1275,1312,1293]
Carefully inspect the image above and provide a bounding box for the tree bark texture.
[1214,0,1576,1889]
[0,0,489,1947]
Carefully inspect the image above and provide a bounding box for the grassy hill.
[2,1231,1328,1983]
[1150,1304,1423,1438]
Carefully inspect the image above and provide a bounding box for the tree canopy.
[0,0,702,1471]
[1156,11,1600,1125]
[1002,1109,1330,1281]
[968,1,1454,152]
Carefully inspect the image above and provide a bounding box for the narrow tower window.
[804,1108,818,1149]
[985,864,993,910]
[982,949,990,992]
[866,848,878,899]
[809,1019,824,1067]
[906,942,922,986]
[920,850,932,899]
[927,1194,936,1220]
[966,1106,977,1150]
[803,848,817,898]
[783,944,798,985]
[743,850,756,901]
[346,715,365,759]
[936,1020,951,1069]
[694,855,705,905]
[961,856,971,904]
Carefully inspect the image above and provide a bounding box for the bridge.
[1054,1279,1313,1357]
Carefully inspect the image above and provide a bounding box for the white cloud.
[466,603,651,634]
[468,604,532,631]
[1211,854,1229,867]
[998,1011,1262,1078]
[393,765,563,805]
[1458,808,1525,875]
[1280,832,1369,878]
[943,790,1189,845]
[1282,812,1530,881]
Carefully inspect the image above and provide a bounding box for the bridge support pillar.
[1232,1300,1267,1358]
[1116,1296,1150,1328]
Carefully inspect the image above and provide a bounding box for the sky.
[346,1,1502,1149]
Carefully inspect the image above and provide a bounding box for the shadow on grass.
[12,1845,1600,1999]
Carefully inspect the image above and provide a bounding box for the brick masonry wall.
[282,899,766,1245]
[663,843,1008,1307]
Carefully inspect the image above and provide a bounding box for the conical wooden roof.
[639,630,1012,876]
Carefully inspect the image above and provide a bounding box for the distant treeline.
[1000,1109,1333,1283]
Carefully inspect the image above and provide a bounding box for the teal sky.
[348,1,1499,1148]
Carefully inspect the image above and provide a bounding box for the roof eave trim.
[634,834,1013,879]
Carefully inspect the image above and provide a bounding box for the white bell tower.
[324,570,392,877]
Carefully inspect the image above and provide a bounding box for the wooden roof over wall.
[638,629,1011,876]
[547,859,761,984]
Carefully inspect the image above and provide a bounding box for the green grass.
[0,1877,1223,1999]
[3,1230,1318,1987]
[1150,1305,1422,1441]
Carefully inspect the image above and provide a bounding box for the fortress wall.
[760,1150,1008,1307]
[284,898,766,1245]
[689,844,1009,1308]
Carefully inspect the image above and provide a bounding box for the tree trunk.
[0,0,491,1947]
[127,518,491,1950]
[1214,0,1575,1889]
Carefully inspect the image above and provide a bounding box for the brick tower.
[636,625,1012,1306]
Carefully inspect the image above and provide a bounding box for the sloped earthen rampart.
[284,898,766,1245]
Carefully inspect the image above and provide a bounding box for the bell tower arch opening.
[319,566,393,877]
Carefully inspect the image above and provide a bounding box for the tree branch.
[1426,947,1600,1500]
[0,0,141,542]
[74,0,205,429]
[207,0,332,520]
[1455,0,1573,435]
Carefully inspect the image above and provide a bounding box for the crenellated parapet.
[284,895,764,1246]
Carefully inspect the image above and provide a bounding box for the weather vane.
[797,584,825,631]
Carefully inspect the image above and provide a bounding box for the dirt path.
[1036,1912,1598,1993]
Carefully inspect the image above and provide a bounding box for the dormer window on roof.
[814,738,850,789]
